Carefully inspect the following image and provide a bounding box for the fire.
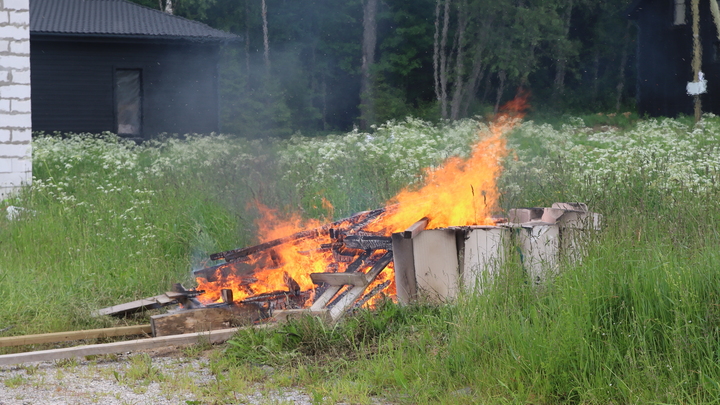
[195,94,528,307]
[195,203,336,303]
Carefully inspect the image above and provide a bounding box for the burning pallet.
[95,208,410,336]
[95,202,600,337]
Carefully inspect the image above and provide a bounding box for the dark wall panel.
[31,38,220,137]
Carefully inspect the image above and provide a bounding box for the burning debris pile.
[94,94,599,337]
[193,207,399,320]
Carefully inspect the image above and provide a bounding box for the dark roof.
[30,0,238,41]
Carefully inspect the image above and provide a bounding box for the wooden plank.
[0,327,241,366]
[92,294,179,317]
[310,272,367,286]
[392,233,417,305]
[412,229,461,301]
[272,309,330,323]
[310,286,342,311]
[342,235,393,251]
[329,285,368,320]
[150,305,263,337]
[209,207,387,261]
[402,217,429,239]
[329,252,394,321]
[0,325,152,348]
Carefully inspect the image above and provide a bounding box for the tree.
[360,0,379,129]
[126,0,638,133]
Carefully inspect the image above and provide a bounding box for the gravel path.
[0,347,313,405]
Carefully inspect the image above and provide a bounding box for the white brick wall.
[0,0,31,200]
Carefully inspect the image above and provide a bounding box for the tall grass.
[3,114,720,403]
[0,120,477,334]
[222,115,720,403]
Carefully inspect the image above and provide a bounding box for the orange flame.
[195,94,528,306]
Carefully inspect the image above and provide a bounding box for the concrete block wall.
[0,0,31,200]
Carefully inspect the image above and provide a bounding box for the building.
[628,0,720,117]
[30,0,238,139]
[1,0,237,198]
[0,0,32,200]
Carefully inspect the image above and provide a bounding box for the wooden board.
[150,305,263,337]
[402,218,429,239]
[92,294,178,317]
[0,327,240,366]
[0,325,152,348]
[272,309,330,323]
[310,272,367,286]
[328,252,393,321]
[412,229,461,301]
[462,227,507,294]
[391,233,417,305]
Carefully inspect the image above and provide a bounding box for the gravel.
[0,347,313,405]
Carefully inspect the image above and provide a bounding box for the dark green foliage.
[127,0,637,136]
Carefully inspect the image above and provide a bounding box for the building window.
[116,69,142,136]
[674,0,686,25]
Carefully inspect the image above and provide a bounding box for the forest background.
[129,0,636,138]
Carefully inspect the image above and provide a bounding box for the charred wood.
[326,285,352,310]
[284,272,301,293]
[326,251,393,311]
[212,228,323,262]
[351,280,391,310]
[346,251,373,273]
[209,208,387,262]
[343,235,393,251]
[193,261,255,282]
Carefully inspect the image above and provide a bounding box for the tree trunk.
[439,0,451,119]
[457,7,493,118]
[360,0,379,129]
[450,0,468,120]
[494,70,506,114]
[480,70,492,105]
[322,74,328,131]
[433,0,442,110]
[460,60,486,118]
[615,21,632,111]
[591,48,600,106]
[164,0,173,14]
[262,0,271,75]
[245,0,251,77]
[552,0,573,105]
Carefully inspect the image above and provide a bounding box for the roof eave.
[30,31,240,43]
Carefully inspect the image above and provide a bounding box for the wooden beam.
[209,207,387,262]
[272,309,330,323]
[0,328,241,366]
[150,305,262,337]
[391,233,418,304]
[329,251,394,321]
[0,325,152,348]
[342,235,393,251]
[92,294,178,317]
[310,272,367,286]
[403,217,429,239]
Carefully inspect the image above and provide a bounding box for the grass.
[1,115,720,402]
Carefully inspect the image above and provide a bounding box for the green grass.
[2,116,720,403]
